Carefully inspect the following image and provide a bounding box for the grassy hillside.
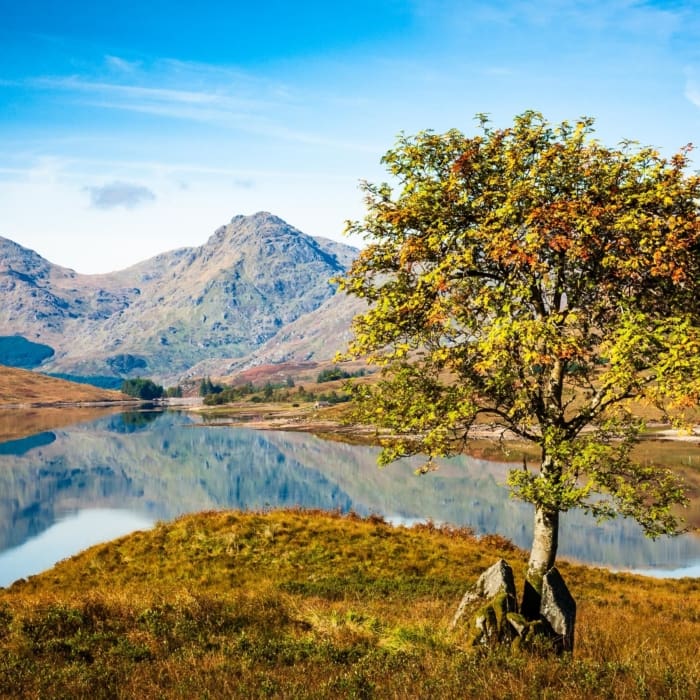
[0,365,129,406]
[1,509,698,699]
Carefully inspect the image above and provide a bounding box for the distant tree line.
[201,376,351,406]
[121,377,166,400]
[316,366,366,383]
[199,376,223,396]
[121,378,183,399]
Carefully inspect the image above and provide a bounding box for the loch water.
[1,408,699,586]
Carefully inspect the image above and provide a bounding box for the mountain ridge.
[0,212,360,383]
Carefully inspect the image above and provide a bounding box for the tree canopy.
[121,377,164,400]
[337,111,700,608]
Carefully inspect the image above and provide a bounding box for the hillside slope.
[0,365,129,405]
[182,289,368,380]
[1,510,698,698]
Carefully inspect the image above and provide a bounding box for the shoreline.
[0,399,140,410]
[190,401,700,445]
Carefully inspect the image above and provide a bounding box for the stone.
[468,591,522,647]
[453,560,577,654]
[505,611,528,637]
[451,559,517,629]
[472,602,499,644]
[540,567,576,654]
[479,559,517,602]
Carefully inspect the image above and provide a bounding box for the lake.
[0,408,699,587]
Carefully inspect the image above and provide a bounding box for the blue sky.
[1,0,699,273]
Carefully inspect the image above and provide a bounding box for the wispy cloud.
[0,154,360,184]
[412,0,685,40]
[85,181,156,209]
[105,55,141,73]
[29,71,377,152]
[684,69,700,109]
[33,76,262,109]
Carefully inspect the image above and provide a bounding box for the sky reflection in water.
[0,509,153,587]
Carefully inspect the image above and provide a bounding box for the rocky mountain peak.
[0,214,359,383]
[0,236,76,282]
[205,212,294,249]
[200,212,345,273]
[230,211,282,227]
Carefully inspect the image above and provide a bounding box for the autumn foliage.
[338,111,700,598]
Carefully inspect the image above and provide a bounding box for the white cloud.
[84,181,156,210]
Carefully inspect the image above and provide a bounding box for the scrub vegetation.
[0,509,698,699]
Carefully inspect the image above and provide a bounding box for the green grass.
[1,509,699,699]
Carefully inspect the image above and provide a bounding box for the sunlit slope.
[0,510,698,699]
[0,365,128,405]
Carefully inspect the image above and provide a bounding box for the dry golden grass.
[0,365,129,408]
[0,509,698,699]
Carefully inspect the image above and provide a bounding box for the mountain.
[0,213,360,383]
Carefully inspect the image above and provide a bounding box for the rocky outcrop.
[451,559,517,629]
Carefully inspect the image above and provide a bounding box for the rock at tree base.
[453,560,576,654]
[451,559,517,629]
[540,567,576,653]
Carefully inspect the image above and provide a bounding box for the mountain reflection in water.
[0,409,698,586]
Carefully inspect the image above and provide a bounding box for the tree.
[317,366,352,383]
[199,376,223,397]
[121,377,164,400]
[337,111,700,617]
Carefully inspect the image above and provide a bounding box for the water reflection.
[0,431,55,456]
[0,409,698,585]
[0,509,152,587]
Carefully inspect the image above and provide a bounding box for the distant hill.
[0,213,359,383]
[0,365,129,406]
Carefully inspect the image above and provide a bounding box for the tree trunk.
[521,504,559,619]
